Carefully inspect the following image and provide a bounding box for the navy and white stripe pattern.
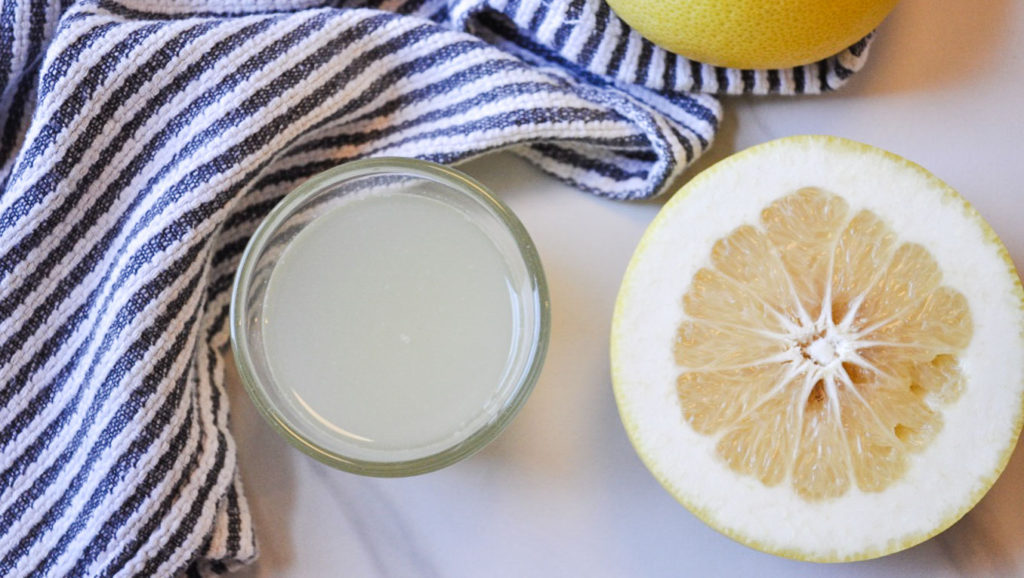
[0,0,872,574]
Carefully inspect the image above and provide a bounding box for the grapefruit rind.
[605,0,899,69]
[611,135,1024,561]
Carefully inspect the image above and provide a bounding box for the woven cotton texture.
[0,0,872,575]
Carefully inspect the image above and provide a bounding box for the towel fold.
[0,1,871,575]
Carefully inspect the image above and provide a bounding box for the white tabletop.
[227,1,1024,575]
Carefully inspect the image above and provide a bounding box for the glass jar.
[230,158,549,476]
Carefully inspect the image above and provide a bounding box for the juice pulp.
[261,191,517,460]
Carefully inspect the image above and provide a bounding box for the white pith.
[612,137,1024,560]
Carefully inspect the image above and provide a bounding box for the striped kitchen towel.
[0,0,872,575]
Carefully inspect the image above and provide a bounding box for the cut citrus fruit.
[611,135,1024,561]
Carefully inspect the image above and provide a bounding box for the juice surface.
[262,191,516,456]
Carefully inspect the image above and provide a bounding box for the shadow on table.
[935,433,1024,574]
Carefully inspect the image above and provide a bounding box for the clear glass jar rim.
[229,157,550,476]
